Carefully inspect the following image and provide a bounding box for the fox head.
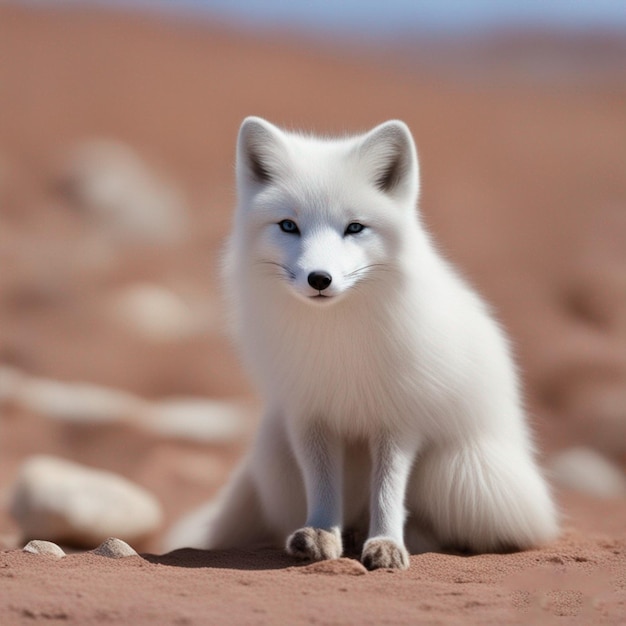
[232,117,421,305]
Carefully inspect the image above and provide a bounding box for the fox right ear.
[237,117,287,186]
[357,120,419,203]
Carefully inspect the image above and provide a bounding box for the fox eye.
[278,219,300,235]
[345,222,365,235]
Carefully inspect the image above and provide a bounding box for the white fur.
[195,117,558,569]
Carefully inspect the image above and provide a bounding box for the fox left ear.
[237,116,289,188]
[357,120,419,202]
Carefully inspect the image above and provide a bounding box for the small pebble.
[141,398,247,443]
[109,283,199,343]
[59,139,187,244]
[92,537,138,558]
[23,540,66,559]
[17,377,144,423]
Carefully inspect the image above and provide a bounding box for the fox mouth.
[307,292,338,304]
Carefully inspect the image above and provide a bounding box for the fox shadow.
[141,546,303,571]
[141,531,478,571]
[140,533,375,571]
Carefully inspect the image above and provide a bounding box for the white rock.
[60,139,187,244]
[10,456,163,547]
[141,398,247,443]
[16,378,145,423]
[549,446,626,498]
[92,537,138,558]
[109,283,198,343]
[23,540,66,559]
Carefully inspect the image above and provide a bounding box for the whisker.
[347,263,394,279]
[256,260,295,279]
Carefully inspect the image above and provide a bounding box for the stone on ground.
[10,456,163,547]
[22,539,66,559]
[92,537,138,558]
[549,446,626,498]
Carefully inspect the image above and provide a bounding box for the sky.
[20,0,626,37]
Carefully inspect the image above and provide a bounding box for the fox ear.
[357,120,418,200]
[237,116,287,186]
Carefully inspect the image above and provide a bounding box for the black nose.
[307,271,332,291]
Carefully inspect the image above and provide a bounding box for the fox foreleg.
[286,424,344,561]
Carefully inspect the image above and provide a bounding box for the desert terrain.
[0,4,625,624]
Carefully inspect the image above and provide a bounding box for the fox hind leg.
[202,461,273,549]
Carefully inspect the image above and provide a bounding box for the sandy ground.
[1,4,625,624]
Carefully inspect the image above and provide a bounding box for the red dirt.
[0,5,625,624]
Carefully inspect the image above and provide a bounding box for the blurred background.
[1,0,625,552]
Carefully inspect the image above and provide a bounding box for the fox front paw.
[361,537,409,570]
[286,527,342,562]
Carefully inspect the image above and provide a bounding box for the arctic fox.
[200,117,558,570]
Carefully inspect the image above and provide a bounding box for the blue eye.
[345,222,365,235]
[278,219,300,235]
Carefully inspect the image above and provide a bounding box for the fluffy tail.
[410,438,558,553]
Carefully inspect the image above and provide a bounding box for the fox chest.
[248,317,427,435]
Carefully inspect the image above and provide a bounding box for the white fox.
[188,117,558,570]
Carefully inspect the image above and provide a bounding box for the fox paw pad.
[286,527,342,561]
[361,537,409,570]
